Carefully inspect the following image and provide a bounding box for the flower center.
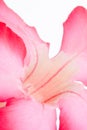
[22,52,78,106]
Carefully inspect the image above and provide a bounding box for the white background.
[4,1,87,129]
[4,0,87,57]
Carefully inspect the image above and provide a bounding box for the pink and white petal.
[0,99,56,130]
[58,84,87,130]
[0,22,26,100]
[0,22,26,77]
[60,6,87,85]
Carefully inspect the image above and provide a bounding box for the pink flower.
[0,0,87,130]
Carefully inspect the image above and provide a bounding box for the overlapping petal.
[0,22,26,76]
[60,6,87,85]
[59,83,87,130]
[0,22,26,100]
[58,6,87,129]
[0,99,56,130]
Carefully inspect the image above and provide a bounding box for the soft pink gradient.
[59,92,87,130]
[0,99,56,130]
[0,0,87,130]
[0,22,26,100]
[61,7,87,85]
[59,6,87,130]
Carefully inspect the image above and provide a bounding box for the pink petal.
[0,22,26,100]
[60,6,87,85]
[0,99,56,130]
[0,22,26,76]
[58,84,87,130]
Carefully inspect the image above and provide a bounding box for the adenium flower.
[0,0,87,130]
